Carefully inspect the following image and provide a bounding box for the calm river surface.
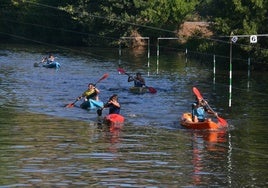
[0,44,267,187]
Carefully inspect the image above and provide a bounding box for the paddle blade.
[192,87,202,100]
[96,73,109,83]
[65,103,75,108]
[217,116,228,126]
[117,68,126,74]
[94,73,109,86]
[148,87,157,94]
[65,99,78,108]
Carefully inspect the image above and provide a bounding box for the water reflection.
[190,129,228,186]
[96,117,123,153]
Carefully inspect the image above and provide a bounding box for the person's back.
[48,54,55,63]
[192,103,205,122]
[192,99,208,122]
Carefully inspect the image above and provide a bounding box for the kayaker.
[103,94,121,114]
[77,83,100,109]
[192,99,215,122]
[128,72,145,87]
[47,54,55,63]
[41,54,55,64]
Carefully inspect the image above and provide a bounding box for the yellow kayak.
[129,87,148,94]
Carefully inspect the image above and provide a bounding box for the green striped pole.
[157,38,159,74]
[213,54,216,84]
[185,48,188,63]
[229,37,233,107]
[247,58,250,90]
[147,38,150,68]
[118,40,121,66]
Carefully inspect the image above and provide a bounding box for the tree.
[198,0,268,62]
[60,0,199,46]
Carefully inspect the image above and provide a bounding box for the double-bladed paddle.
[117,68,157,94]
[65,73,109,108]
[192,87,228,126]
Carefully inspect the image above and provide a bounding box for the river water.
[0,44,267,187]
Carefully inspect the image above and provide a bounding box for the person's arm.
[94,87,100,94]
[140,77,145,85]
[128,76,134,82]
[104,99,120,108]
[76,95,83,101]
[76,91,86,100]
[191,103,195,122]
[203,101,218,116]
[207,108,217,116]
[109,100,120,108]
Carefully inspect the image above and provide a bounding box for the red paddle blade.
[65,103,74,108]
[217,116,228,126]
[117,68,126,74]
[99,73,109,82]
[148,87,157,94]
[192,87,203,100]
[94,73,109,85]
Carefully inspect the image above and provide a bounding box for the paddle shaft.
[97,102,109,116]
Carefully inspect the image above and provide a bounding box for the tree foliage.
[198,0,268,61]
[60,0,198,44]
[0,0,267,61]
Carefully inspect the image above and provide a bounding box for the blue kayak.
[42,62,60,68]
[80,99,104,109]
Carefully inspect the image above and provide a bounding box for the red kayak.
[104,114,125,131]
[180,113,225,130]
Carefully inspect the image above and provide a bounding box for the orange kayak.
[180,113,223,130]
[104,114,125,131]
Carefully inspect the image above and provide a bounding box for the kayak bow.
[104,114,125,130]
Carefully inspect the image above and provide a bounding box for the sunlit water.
[0,45,267,187]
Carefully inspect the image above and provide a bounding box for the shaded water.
[0,45,267,187]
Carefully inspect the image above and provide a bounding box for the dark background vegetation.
[0,0,267,65]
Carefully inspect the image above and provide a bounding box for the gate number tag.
[250,35,257,43]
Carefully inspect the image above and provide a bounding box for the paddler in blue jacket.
[192,98,215,122]
[128,72,145,87]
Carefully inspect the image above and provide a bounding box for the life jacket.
[134,80,144,87]
[192,106,205,121]
[83,89,97,99]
